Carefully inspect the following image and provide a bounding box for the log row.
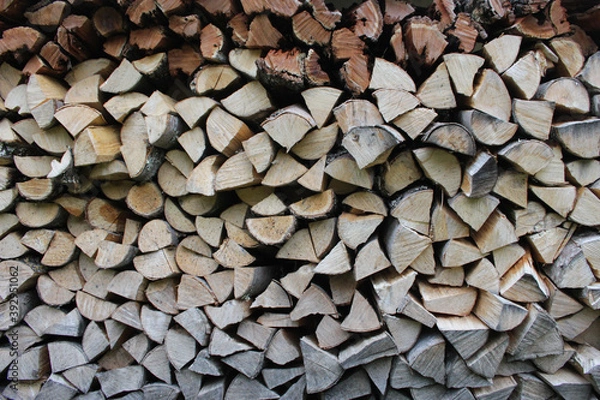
[0,0,600,399]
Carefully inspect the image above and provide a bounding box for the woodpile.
[1,0,600,398]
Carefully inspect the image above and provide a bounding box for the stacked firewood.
[0,0,600,398]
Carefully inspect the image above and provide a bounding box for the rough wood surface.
[1,0,600,398]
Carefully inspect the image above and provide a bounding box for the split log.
[419,282,477,317]
[341,290,381,332]
[405,16,447,68]
[104,92,148,123]
[498,139,553,175]
[502,51,542,100]
[536,77,590,114]
[214,152,262,192]
[97,366,146,398]
[566,159,600,186]
[413,147,461,197]
[416,62,455,109]
[472,210,518,253]
[384,219,431,274]
[473,291,528,331]
[500,251,549,302]
[133,249,180,280]
[406,331,446,384]
[443,53,484,96]
[552,119,600,159]
[390,187,433,235]
[300,336,343,394]
[342,125,402,169]
[422,122,476,156]
[76,291,118,322]
[382,150,422,196]
[257,48,306,92]
[370,58,415,92]
[570,187,600,227]
[493,169,528,208]
[262,106,315,151]
[373,88,419,123]
[468,69,512,121]
[262,151,307,187]
[331,28,365,62]
[354,238,391,281]
[313,241,351,275]
[440,239,485,268]
[538,369,593,399]
[73,126,121,167]
[512,99,555,140]
[460,109,517,146]
[100,59,146,94]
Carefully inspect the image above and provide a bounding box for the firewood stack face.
[1,0,600,398]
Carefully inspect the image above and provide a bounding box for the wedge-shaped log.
[468,68,512,121]
[73,126,120,167]
[241,132,275,175]
[448,193,499,231]
[372,269,416,315]
[382,151,422,196]
[373,89,419,123]
[473,291,528,331]
[337,212,383,250]
[289,189,336,219]
[413,147,461,197]
[407,331,446,384]
[383,219,431,274]
[552,119,600,159]
[214,151,263,191]
[206,107,253,157]
[301,86,342,128]
[500,251,549,303]
[333,99,384,134]
[342,125,402,169]
[482,35,521,74]
[262,151,307,187]
[422,122,476,156]
[300,335,343,394]
[262,105,315,151]
[314,241,351,275]
[247,216,296,246]
[416,62,455,109]
[292,123,339,161]
[466,332,509,378]
[341,290,381,333]
[354,238,391,281]
[502,51,542,100]
[437,315,489,359]
[444,53,484,96]
[222,80,274,120]
[276,229,319,263]
[391,107,437,140]
[459,109,517,146]
[498,139,553,175]
[473,210,518,253]
[536,77,589,114]
[461,151,498,198]
[546,239,596,289]
[97,366,145,398]
[100,59,146,94]
[512,99,554,140]
[419,282,478,317]
[133,248,180,280]
[369,57,415,92]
